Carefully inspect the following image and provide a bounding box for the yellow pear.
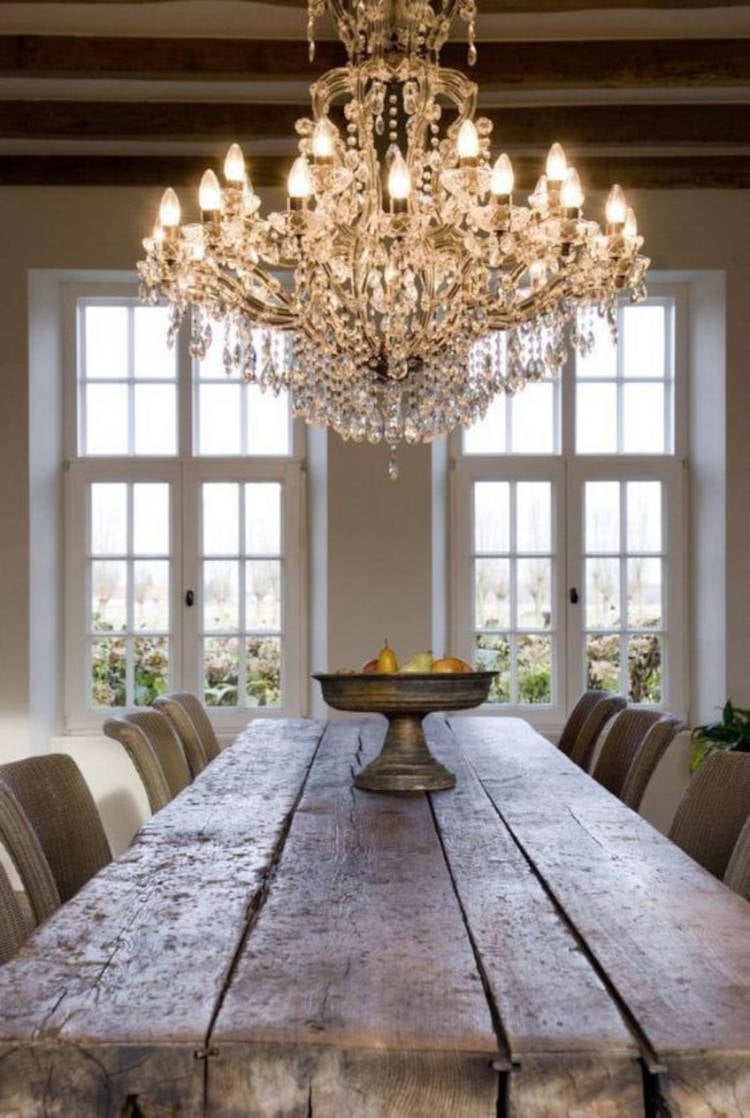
[399,650,434,673]
[376,639,399,673]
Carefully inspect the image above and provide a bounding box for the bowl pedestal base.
[354,714,456,793]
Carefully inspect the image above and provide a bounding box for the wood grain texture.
[210,720,500,1116]
[0,719,324,1118]
[450,717,750,1116]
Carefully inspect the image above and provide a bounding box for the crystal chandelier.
[138,0,649,477]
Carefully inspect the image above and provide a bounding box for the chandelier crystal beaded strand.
[139,0,649,478]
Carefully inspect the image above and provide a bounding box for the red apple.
[361,658,378,673]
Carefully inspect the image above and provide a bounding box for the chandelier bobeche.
[139,0,649,477]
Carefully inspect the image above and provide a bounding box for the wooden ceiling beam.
[2,153,749,189]
[3,100,750,146]
[1,35,749,88]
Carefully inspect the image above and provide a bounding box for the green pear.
[399,649,433,673]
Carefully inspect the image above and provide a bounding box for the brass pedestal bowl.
[314,672,496,793]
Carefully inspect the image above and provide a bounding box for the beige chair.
[0,754,111,911]
[104,710,191,813]
[592,709,680,804]
[668,751,750,880]
[153,692,221,776]
[0,859,29,964]
[724,814,750,901]
[567,693,627,771]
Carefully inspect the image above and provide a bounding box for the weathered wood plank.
[450,717,750,1117]
[209,720,500,1117]
[0,719,324,1118]
[424,716,644,1117]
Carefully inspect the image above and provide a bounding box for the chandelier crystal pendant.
[138,0,649,478]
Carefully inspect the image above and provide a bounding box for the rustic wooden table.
[0,717,748,1117]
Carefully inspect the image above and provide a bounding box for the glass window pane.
[464,395,506,455]
[627,557,662,628]
[585,557,620,629]
[91,636,126,708]
[474,482,510,553]
[91,483,127,554]
[628,634,662,703]
[517,635,552,704]
[134,636,169,706]
[203,560,239,632]
[576,314,617,379]
[85,384,129,455]
[133,307,176,380]
[91,560,127,631]
[245,484,282,554]
[623,305,665,380]
[626,482,662,553]
[475,558,511,629]
[133,559,170,631]
[576,383,618,453]
[517,482,551,552]
[246,560,281,630]
[204,637,239,706]
[475,634,510,703]
[246,635,281,708]
[585,482,620,553]
[134,384,177,455]
[133,484,169,555]
[586,633,620,692]
[511,383,555,454]
[517,558,551,629]
[202,484,239,556]
[84,306,128,380]
[247,386,290,456]
[196,344,229,380]
[198,384,242,455]
[623,384,665,454]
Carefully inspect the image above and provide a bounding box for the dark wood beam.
[2,35,749,89]
[3,100,750,147]
[2,153,750,189]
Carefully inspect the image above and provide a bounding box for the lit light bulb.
[312,117,338,163]
[606,184,627,226]
[288,157,313,204]
[561,167,584,210]
[158,187,181,228]
[545,142,567,183]
[224,143,247,184]
[388,150,411,202]
[624,207,638,238]
[531,174,549,209]
[457,119,480,164]
[491,153,514,197]
[199,169,222,212]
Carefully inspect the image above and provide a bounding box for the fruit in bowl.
[431,656,473,673]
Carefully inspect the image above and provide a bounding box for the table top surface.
[0,716,748,1118]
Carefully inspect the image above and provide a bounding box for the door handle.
[185,589,195,607]
[569,587,579,605]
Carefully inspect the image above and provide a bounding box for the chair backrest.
[0,781,62,925]
[620,715,683,811]
[0,858,28,964]
[568,694,628,771]
[558,691,614,757]
[591,708,669,800]
[724,814,750,901]
[153,692,220,775]
[668,751,750,880]
[0,754,111,907]
[125,711,192,798]
[103,717,173,814]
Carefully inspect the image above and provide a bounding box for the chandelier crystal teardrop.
[138,0,649,467]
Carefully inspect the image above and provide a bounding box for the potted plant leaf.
[689,699,750,773]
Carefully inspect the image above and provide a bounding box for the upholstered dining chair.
[153,692,221,776]
[668,751,750,880]
[724,814,750,901]
[0,859,29,964]
[0,755,111,913]
[105,711,191,813]
[567,693,628,772]
[592,710,681,805]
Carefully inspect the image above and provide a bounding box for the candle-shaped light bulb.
[457,119,480,163]
[491,153,514,196]
[159,187,181,228]
[545,142,567,183]
[531,174,549,208]
[199,169,222,212]
[561,167,584,210]
[288,156,313,201]
[624,207,638,238]
[388,149,411,201]
[606,184,627,226]
[312,117,338,162]
[224,143,247,184]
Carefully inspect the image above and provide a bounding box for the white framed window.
[451,287,688,730]
[64,283,306,732]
